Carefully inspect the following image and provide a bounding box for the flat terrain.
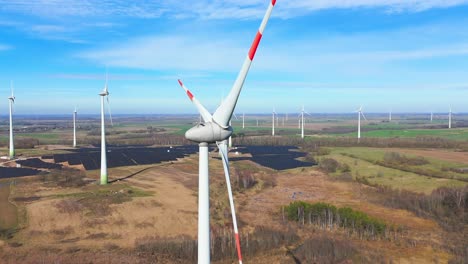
[0,146,464,263]
[0,115,466,263]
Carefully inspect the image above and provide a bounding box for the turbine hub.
[185,122,233,143]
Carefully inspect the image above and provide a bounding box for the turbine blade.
[178,79,213,123]
[216,141,243,264]
[361,112,367,121]
[212,0,276,128]
[107,96,114,126]
[105,67,109,93]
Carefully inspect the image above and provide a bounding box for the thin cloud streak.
[48,73,210,81]
[76,32,468,74]
[0,44,12,51]
[0,0,467,20]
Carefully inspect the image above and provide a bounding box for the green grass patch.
[320,148,466,193]
[336,128,468,141]
[331,147,468,181]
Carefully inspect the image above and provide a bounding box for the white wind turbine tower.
[355,106,367,141]
[73,106,77,148]
[272,108,277,136]
[177,1,275,263]
[300,105,311,139]
[228,120,233,148]
[389,109,392,122]
[99,72,113,185]
[242,112,245,129]
[430,111,433,123]
[448,107,452,129]
[8,81,15,159]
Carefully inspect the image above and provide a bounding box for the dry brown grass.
[0,150,459,263]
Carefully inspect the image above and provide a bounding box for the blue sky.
[1,0,468,115]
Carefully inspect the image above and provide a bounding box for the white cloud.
[0,44,11,51]
[77,29,468,76]
[0,0,467,20]
[78,35,247,71]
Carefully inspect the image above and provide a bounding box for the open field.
[0,115,466,263]
[0,143,464,262]
[320,147,466,193]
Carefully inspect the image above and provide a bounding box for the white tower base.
[198,142,210,263]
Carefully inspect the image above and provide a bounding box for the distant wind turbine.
[228,120,233,148]
[300,105,311,139]
[389,109,392,122]
[430,111,433,123]
[99,72,113,185]
[448,107,452,129]
[8,81,15,159]
[355,106,367,141]
[272,108,276,136]
[73,106,77,148]
[242,112,245,129]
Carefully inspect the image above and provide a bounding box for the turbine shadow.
[108,165,158,183]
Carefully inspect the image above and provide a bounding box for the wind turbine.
[73,107,77,148]
[8,81,15,159]
[272,108,277,136]
[228,120,233,148]
[99,72,113,185]
[430,111,433,123]
[355,106,367,141]
[242,112,245,129]
[300,105,311,139]
[389,109,392,122]
[176,1,275,263]
[448,107,452,129]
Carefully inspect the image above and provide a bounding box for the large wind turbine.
[73,107,77,148]
[99,73,113,185]
[8,81,15,159]
[177,2,275,263]
[356,106,367,141]
[300,105,311,139]
[389,109,392,122]
[430,111,433,123]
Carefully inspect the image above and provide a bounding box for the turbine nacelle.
[99,90,109,96]
[185,122,233,143]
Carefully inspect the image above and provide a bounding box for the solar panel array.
[49,145,198,170]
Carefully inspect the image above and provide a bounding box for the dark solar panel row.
[0,167,42,178]
[49,146,199,171]
[16,158,62,169]
[234,146,315,170]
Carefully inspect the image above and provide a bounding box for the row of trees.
[135,226,299,262]
[284,201,393,240]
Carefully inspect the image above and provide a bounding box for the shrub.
[294,236,357,263]
[319,158,339,173]
[284,201,389,239]
[339,163,351,173]
[383,152,429,166]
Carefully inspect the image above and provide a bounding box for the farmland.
[0,114,466,263]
